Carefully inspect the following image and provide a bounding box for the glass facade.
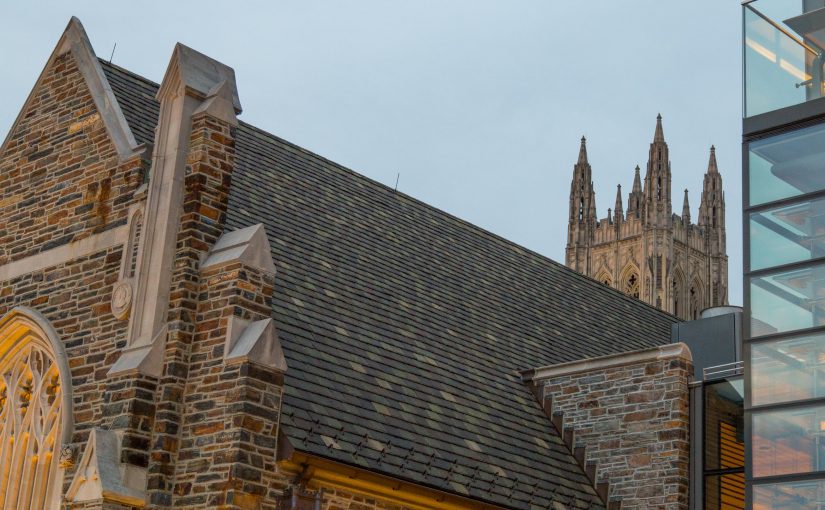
[744,2,825,507]
[704,379,745,510]
[744,0,825,117]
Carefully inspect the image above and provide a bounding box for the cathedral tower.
[566,136,597,273]
[564,115,729,319]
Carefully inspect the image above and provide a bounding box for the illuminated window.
[0,310,69,509]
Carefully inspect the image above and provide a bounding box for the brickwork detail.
[0,52,145,266]
[539,352,692,509]
[146,109,242,506]
[0,46,146,507]
[172,261,284,509]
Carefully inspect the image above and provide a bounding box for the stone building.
[565,117,729,320]
[0,18,742,510]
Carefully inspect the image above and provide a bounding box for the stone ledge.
[522,342,692,382]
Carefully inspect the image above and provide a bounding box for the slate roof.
[101,60,679,510]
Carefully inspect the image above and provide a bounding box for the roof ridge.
[97,58,677,323]
[236,122,677,321]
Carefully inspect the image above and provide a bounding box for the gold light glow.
[779,59,810,82]
[746,37,777,63]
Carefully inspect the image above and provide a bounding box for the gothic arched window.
[624,273,640,299]
[690,282,703,320]
[0,309,71,509]
[127,210,143,278]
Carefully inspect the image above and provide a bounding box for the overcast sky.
[0,1,744,304]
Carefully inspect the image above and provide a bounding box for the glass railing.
[744,0,825,117]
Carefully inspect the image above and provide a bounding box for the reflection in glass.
[705,380,745,470]
[754,478,825,510]
[753,404,825,477]
[706,472,745,510]
[750,262,825,337]
[750,196,825,270]
[744,0,825,118]
[752,333,825,406]
[748,123,825,206]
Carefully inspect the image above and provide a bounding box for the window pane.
[750,262,825,337]
[754,478,825,510]
[748,123,825,206]
[744,5,818,118]
[749,195,825,270]
[752,404,825,477]
[705,379,745,470]
[705,473,745,510]
[751,333,825,406]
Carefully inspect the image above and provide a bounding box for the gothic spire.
[707,145,718,174]
[682,188,691,223]
[653,113,665,143]
[578,135,588,164]
[632,165,642,192]
[615,184,623,213]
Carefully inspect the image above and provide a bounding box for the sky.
[0,1,744,304]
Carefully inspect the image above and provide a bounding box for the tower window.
[624,273,640,299]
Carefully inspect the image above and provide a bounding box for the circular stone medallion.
[111,280,133,320]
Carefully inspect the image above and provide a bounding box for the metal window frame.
[743,85,825,510]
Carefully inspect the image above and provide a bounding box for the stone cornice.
[521,342,692,382]
[0,225,128,282]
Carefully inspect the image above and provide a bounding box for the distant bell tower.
[643,114,672,227]
[563,115,729,319]
[565,137,597,274]
[698,146,728,308]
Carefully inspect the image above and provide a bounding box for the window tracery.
[0,311,67,509]
[624,273,640,298]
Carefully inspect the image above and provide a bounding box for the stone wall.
[0,51,144,265]
[0,48,146,499]
[533,344,692,510]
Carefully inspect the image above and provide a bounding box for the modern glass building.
[743,1,825,508]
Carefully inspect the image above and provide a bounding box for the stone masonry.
[0,16,693,510]
[526,344,692,510]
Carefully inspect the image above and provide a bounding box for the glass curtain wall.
[705,378,745,510]
[744,2,825,507]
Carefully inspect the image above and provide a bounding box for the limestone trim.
[201,223,276,274]
[224,316,287,372]
[522,342,692,382]
[65,428,147,507]
[111,206,144,321]
[0,17,141,162]
[0,225,129,283]
[0,307,74,509]
[116,43,241,378]
[283,454,506,510]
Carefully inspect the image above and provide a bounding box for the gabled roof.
[101,60,679,510]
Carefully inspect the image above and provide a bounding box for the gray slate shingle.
[101,60,679,510]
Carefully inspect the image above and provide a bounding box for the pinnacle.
[632,165,642,192]
[577,135,588,164]
[707,145,719,174]
[653,114,665,143]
